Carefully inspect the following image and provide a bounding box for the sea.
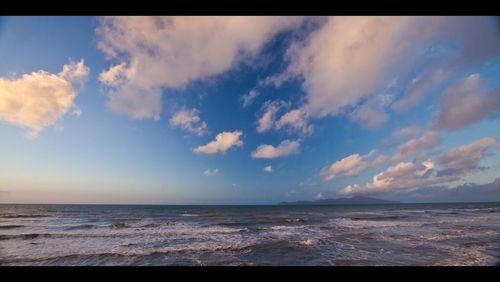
[0,202,499,266]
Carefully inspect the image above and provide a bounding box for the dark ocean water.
[0,203,499,266]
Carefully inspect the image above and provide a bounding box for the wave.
[0,214,48,219]
[2,253,134,266]
[349,215,408,221]
[0,225,25,229]
[284,218,307,223]
[65,224,96,231]
[329,218,420,229]
[0,233,53,241]
[179,213,199,217]
[1,222,249,242]
[109,223,131,229]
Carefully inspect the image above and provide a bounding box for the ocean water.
[0,203,499,266]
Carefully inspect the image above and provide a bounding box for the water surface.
[0,203,499,266]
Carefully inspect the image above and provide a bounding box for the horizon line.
[2,200,500,206]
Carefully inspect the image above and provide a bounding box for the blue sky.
[0,16,499,204]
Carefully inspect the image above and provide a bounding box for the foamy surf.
[0,203,499,266]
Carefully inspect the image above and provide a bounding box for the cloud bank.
[340,137,499,196]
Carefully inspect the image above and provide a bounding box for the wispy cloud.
[203,168,219,177]
[393,125,425,139]
[391,131,441,162]
[240,90,260,108]
[275,108,313,136]
[170,108,208,136]
[256,100,289,133]
[256,101,312,136]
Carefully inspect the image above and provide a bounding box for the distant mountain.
[278,196,399,206]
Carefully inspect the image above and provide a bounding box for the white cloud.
[169,108,208,136]
[256,100,312,136]
[314,192,324,200]
[285,16,435,118]
[392,131,441,162]
[437,137,499,176]
[240,90,260,108]
[275,108,313,136]
[264,16,499,129]
[323,131,441,181]
[203,168,219,177]
[0,60,89,138]
[256,100,288,133]
[193,130,243,154]
[96,16,304,119]
[340,136,499,196]
[323,154,364,181]
[322,150,387,181]
[251,139,300,159]
[434,74,500,131]
[263,165,273,173]
[98,62,128,87]
[341,160,437,195]
[59,59,90,85]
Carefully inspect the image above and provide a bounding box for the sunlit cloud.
[170,108,208,136]
[0,60,89,138]
[256,100,312,136]
[391,131,441,162]
[251,139,300,159]
[340,137,499,195]
[323,131,441,181]
[263,16,499,129]
[322,150,386,181]
[256,100,288,133]
[193,130,243,154]
[96,16,304,120]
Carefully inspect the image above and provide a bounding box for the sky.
[0,16,500,205]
